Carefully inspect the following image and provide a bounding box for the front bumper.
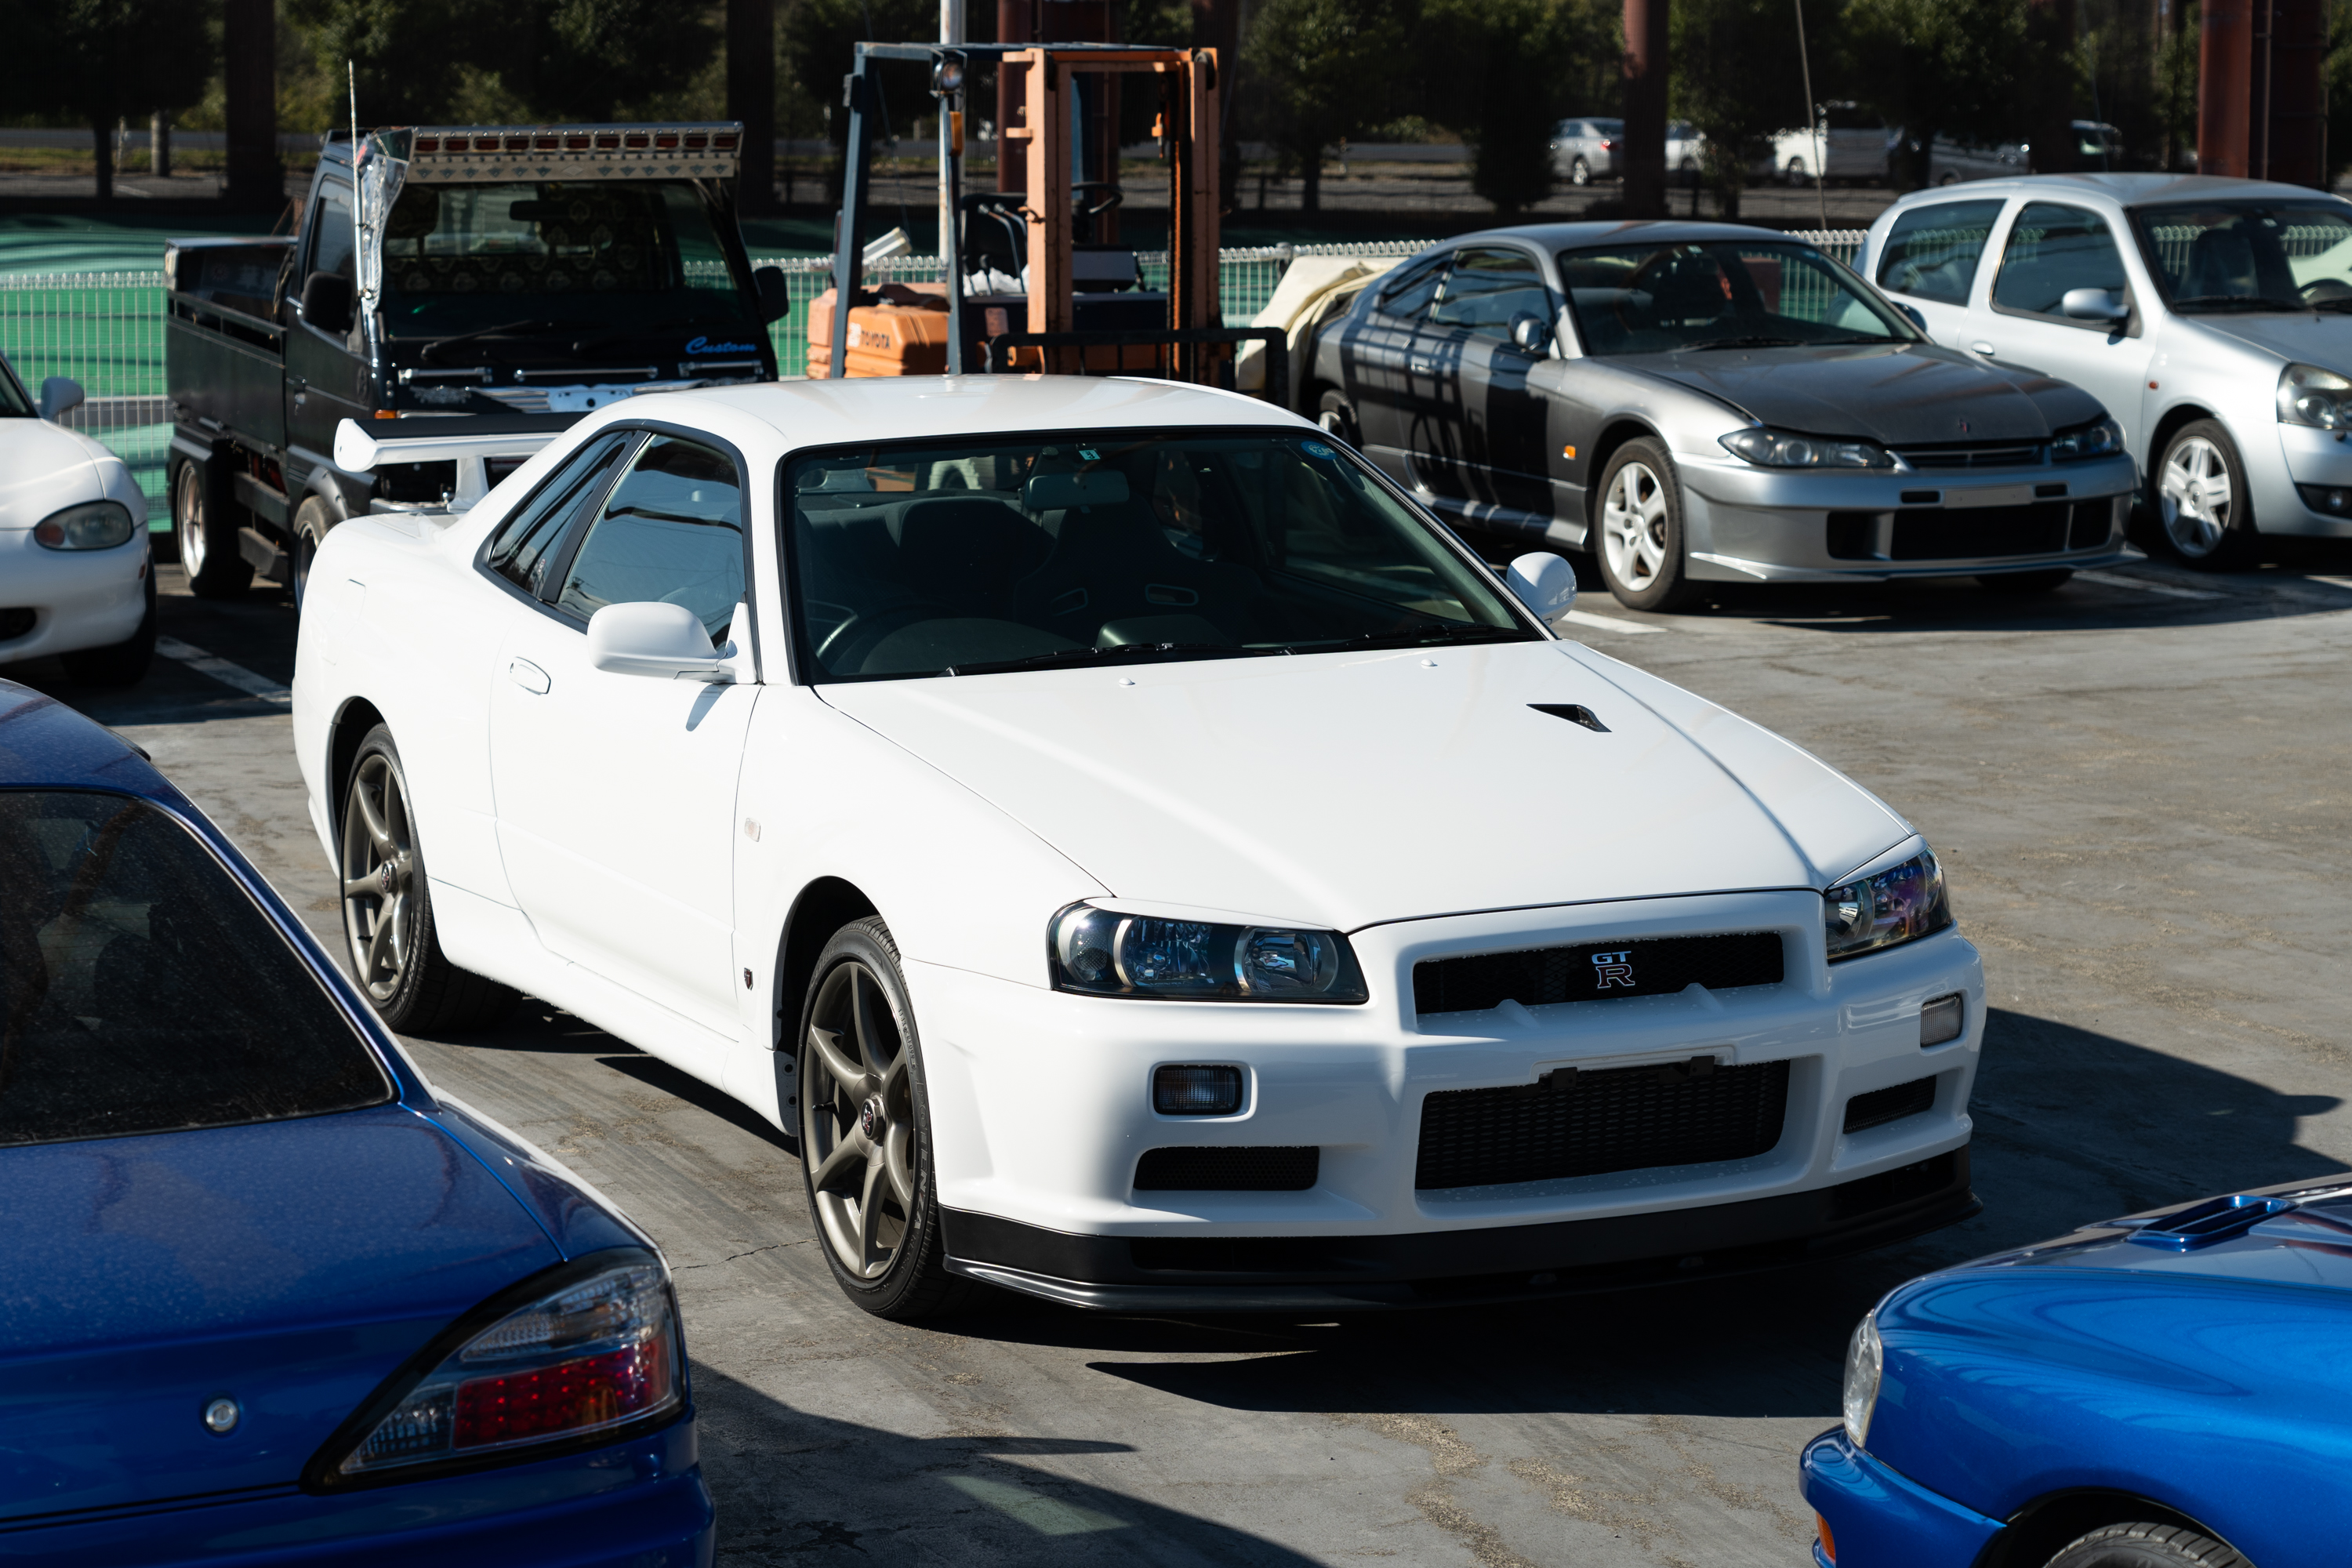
[1800,1428,2003,1568]
[912,892,1984,1309]
[1675,451,2138,583]
[0,1421,713,1567]
[0,528,147,666]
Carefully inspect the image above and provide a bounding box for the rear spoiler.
[336,419,558,510]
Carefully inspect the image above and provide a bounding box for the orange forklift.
[812,40,1284,402]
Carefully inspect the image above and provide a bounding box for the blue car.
[1802,1178,2352,1568]
[0,681,713,1565]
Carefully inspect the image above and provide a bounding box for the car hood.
[0,417,107,530]
[820,639,1910,930]
[1620,343,2103,445]
[0,1105,562,1521]
[2172,309,2352,367]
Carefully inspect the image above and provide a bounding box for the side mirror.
[2060,287,2129,324]
[586,601,735,682]
[1897,303,1928,331]
[1505,551,1577,621]
[37,376,84,421]
[754,264,790,325]
[299,270,355,336]
[1508,312,1552,354]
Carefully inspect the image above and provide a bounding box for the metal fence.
[1,232,1870,503]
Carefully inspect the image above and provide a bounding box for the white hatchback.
[0,354,154,684]
[292,376,1984,1321]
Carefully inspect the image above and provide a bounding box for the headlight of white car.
[1718,428,1893,469]
[1050,904,1368,1003]
[2276,362,2352,429]
[34,500,136,551]
[1842,1310,1883,1446]
[1824,847,1952,961]
[2049,416,2124,460]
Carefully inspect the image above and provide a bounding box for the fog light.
[1921,993,1965,1047]
[1154,1065,1243,1116]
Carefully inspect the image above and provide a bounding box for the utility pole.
[728,0,777,213]
[1621,0,1668,218]
[2199,0,2254,175]
[222,0,278,211]
[941,0,964,264]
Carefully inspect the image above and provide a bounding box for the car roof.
[0,681,172,797]
[1434,220,1829,255]
[629,373,1318,452]
[1885,172,2347,212]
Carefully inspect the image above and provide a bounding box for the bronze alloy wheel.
[340,749,419,1006]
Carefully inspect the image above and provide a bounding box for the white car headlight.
[1050,903,1368,1003]
[34,499,137,551]
[2278,362,2352,429]
[2049,416,2124,460]
[1824,847,1952,961]
[1842,1310,1884,1447]
[1719,428,1893,469]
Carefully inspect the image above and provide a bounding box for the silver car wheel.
[2159,434,2233,557]
[175,463,207,578]
[802,959,917,1282]
[340,752,417,1004]
[1602,460,1671,589]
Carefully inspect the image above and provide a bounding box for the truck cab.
[165,122,787,601]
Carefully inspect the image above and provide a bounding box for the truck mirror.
[754,265,790,325]
[300,270,354,336]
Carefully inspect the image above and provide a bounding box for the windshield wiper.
[2307,296,2352,313]
[568,315,750,352]
[1285,622,1534,653]
[416,318,591,363]
[942,641,1269,677]
[2168,295,2307,313]
[1683,335,1808,350]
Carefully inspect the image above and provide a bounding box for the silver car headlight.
[2049,416,2124,460]
[1049,903,1368,1003]
[1719,428,1893,469]
[34,499,137,551]
[2277,363,2352,429]
[1842,1310,1883,1447]
[1824,847,1952,961]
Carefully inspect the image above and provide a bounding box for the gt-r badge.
[1592,951,1635,989]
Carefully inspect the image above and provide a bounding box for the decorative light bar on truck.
[397,123,743,183]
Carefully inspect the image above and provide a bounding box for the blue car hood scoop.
[0,1106,560,1523]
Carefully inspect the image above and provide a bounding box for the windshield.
[2132,201,2352,312]
[0,790,392,1146]
[379,180,756,340]
[0,355,31,417]
[786,430,1537,681]
[1559,240,1917,355]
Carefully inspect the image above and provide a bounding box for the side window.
[1373,254,1449,323]
[555,436,746,639]
[307,183,357,283]
[1878,200,2005,306]
[1426,248,1551,338]
[1993,202,2129,321]
[485,433,637,598]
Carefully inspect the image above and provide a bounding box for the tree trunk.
[728,0,776,214]
[1301,151,1320,212]
[222,0,278,209]
[92,119,114,202]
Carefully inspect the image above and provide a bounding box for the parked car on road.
[1860,173,2352,568]
[0,351,152,686]
[1804,1174,2352,1568]
[293,375,1985,1323]
[0,681,712,1565]
[1770,103,1893,185]
[1550,117,1621,185]
[1307,222,2139,609]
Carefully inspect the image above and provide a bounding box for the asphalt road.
[16,539,2352,1567]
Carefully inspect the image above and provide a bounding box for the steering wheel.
[2300,278,2352,306]
[814,601,956,671]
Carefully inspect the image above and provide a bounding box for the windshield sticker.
[1301,440,1337,459]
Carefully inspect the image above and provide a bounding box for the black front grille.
[0,608,34,642]
[1134,1145,1319,1192]
[2066,497,2114,549]
[1894,442,2047,470]
[1414,932,1783,1015]
[1890,503,2073,560]
[1842,1076,1938,1133]
[1415,1058,1791,1190]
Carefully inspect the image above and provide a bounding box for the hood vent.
[1530,702,1609,732]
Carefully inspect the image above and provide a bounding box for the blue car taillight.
[305,1248,684,1490]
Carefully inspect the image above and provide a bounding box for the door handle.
[508,658,550,695]
[1970,342,1995,356]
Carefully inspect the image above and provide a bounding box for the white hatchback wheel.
[1601,461,1671,590]
[2158,434,2233,557]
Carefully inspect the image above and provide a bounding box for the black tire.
[2041,1522,2249,1568]
[2151,419,2259,571]
[339,724,517,1036]
[63,550,157,687]
[1977,568,2074,594]
[797,917,975,1323]
[1569,156,1592,187]
[175,459,252,600]
[1316,387,1361,449]
[1592,437,1698,612]
[1784,157,1812,187]
[291,496,333,610]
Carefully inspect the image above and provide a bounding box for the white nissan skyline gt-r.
[291,376,1984,1322]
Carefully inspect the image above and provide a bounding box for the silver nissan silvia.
[1307,221,2140,610]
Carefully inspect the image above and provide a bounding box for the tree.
[4,0,213,201]
[1421,0,1602,218]
[1243,0,1408,212]
[1846,0,2031,188]
[1672,0,1827,217]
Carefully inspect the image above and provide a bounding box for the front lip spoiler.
[942,1146,1979,1313]
[1690,546,2135,582]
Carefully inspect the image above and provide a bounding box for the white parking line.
[2071,570,2225,601]
[1559,608,1666,635]
[155,636,292,706]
